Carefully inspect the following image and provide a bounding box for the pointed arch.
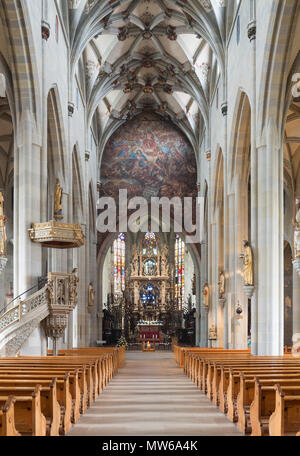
[47,86,67,183]
[229,90,251,186]
[0,0,41,121]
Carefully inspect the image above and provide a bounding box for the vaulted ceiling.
[69,0,227,158]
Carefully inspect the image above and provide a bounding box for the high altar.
[127,233,175,343]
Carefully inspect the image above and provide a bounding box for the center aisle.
[68,352,242,436]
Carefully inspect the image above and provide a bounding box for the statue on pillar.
[54,178,63,220]
[0,192,7,257]
[240,240,254,286]
[88,282,95,309]
[218,271,225,298]
[202,282,209,309]
[208,324,217,340]
[294,207,300,258]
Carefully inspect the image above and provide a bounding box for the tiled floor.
[67,352,243,436]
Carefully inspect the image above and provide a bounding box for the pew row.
[174,346,300,436]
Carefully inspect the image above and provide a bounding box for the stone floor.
[67,352,243,436]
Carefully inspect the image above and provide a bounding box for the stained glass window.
[143,231,158,255]
[175,234,185,310]
[113,233,125,294]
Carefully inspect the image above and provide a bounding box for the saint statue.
[202,282,209,309]
[240,240,254,286]
[294,207,300,258]
[218,271,225,298]
[161,256,168,275]
[54,178,63,218]
[88,282,95,309]
[208,324,217,340]
[161,244,168,259]
[0,192,7,257]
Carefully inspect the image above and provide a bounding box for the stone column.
[248,13,258,355]
[256,121,284,355]
[234,177,248,350]
[14,111,47,355]
[14,111,43,296]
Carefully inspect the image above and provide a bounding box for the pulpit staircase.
[0,272,79,356]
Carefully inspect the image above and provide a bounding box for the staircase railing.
[0,285,49,332]
[0,276,48,317]
[0,271,79,354]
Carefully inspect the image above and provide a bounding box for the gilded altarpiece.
[127,234,175,343]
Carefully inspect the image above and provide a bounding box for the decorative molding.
[28,220,85,249]
[68,102,75,117]
[5,318,42,356]
[41,21,50,40]
[221,102,228,116]
[247,20,256,42]
[243,285,254,299]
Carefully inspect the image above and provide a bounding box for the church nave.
[67,353,242,437]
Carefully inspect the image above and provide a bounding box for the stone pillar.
[292,268,300,348]
[234,177,248,350]
[256,121,284,355]
[248,14,258,355]
[14,111,43,296]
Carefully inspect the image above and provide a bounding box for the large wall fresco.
[100,113,197,201]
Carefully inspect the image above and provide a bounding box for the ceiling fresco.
[100,112,198,201]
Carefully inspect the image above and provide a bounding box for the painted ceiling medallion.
[123,84,133,94]
[143,59,153,68]
[143,30,153,40]
[163,84,173,94]
[143,82,154,94]
[167,26,177,41]
[118,26,128,41]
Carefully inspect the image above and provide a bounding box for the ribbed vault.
[69,0,226,162]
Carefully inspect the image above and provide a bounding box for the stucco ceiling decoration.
[70,0,225,155]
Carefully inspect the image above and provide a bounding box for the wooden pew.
[238,375,300,433]
[176,348,300,436]
[249,379,300,436]
[269,385,300,436]
[0,381,60,436]
[0,372,74,433]
[0,396,20,436]
[11,385,47,436]
[0,348,120,436]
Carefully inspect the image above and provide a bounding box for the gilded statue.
[54,178,63,218]
[0,192,7,257]
[202,282,209,309]
[218,271,225,298]
[240,240,253,286]
[88,282,95,309]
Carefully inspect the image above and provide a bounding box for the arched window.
[113,233,125,294]
[175,234,185,309]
